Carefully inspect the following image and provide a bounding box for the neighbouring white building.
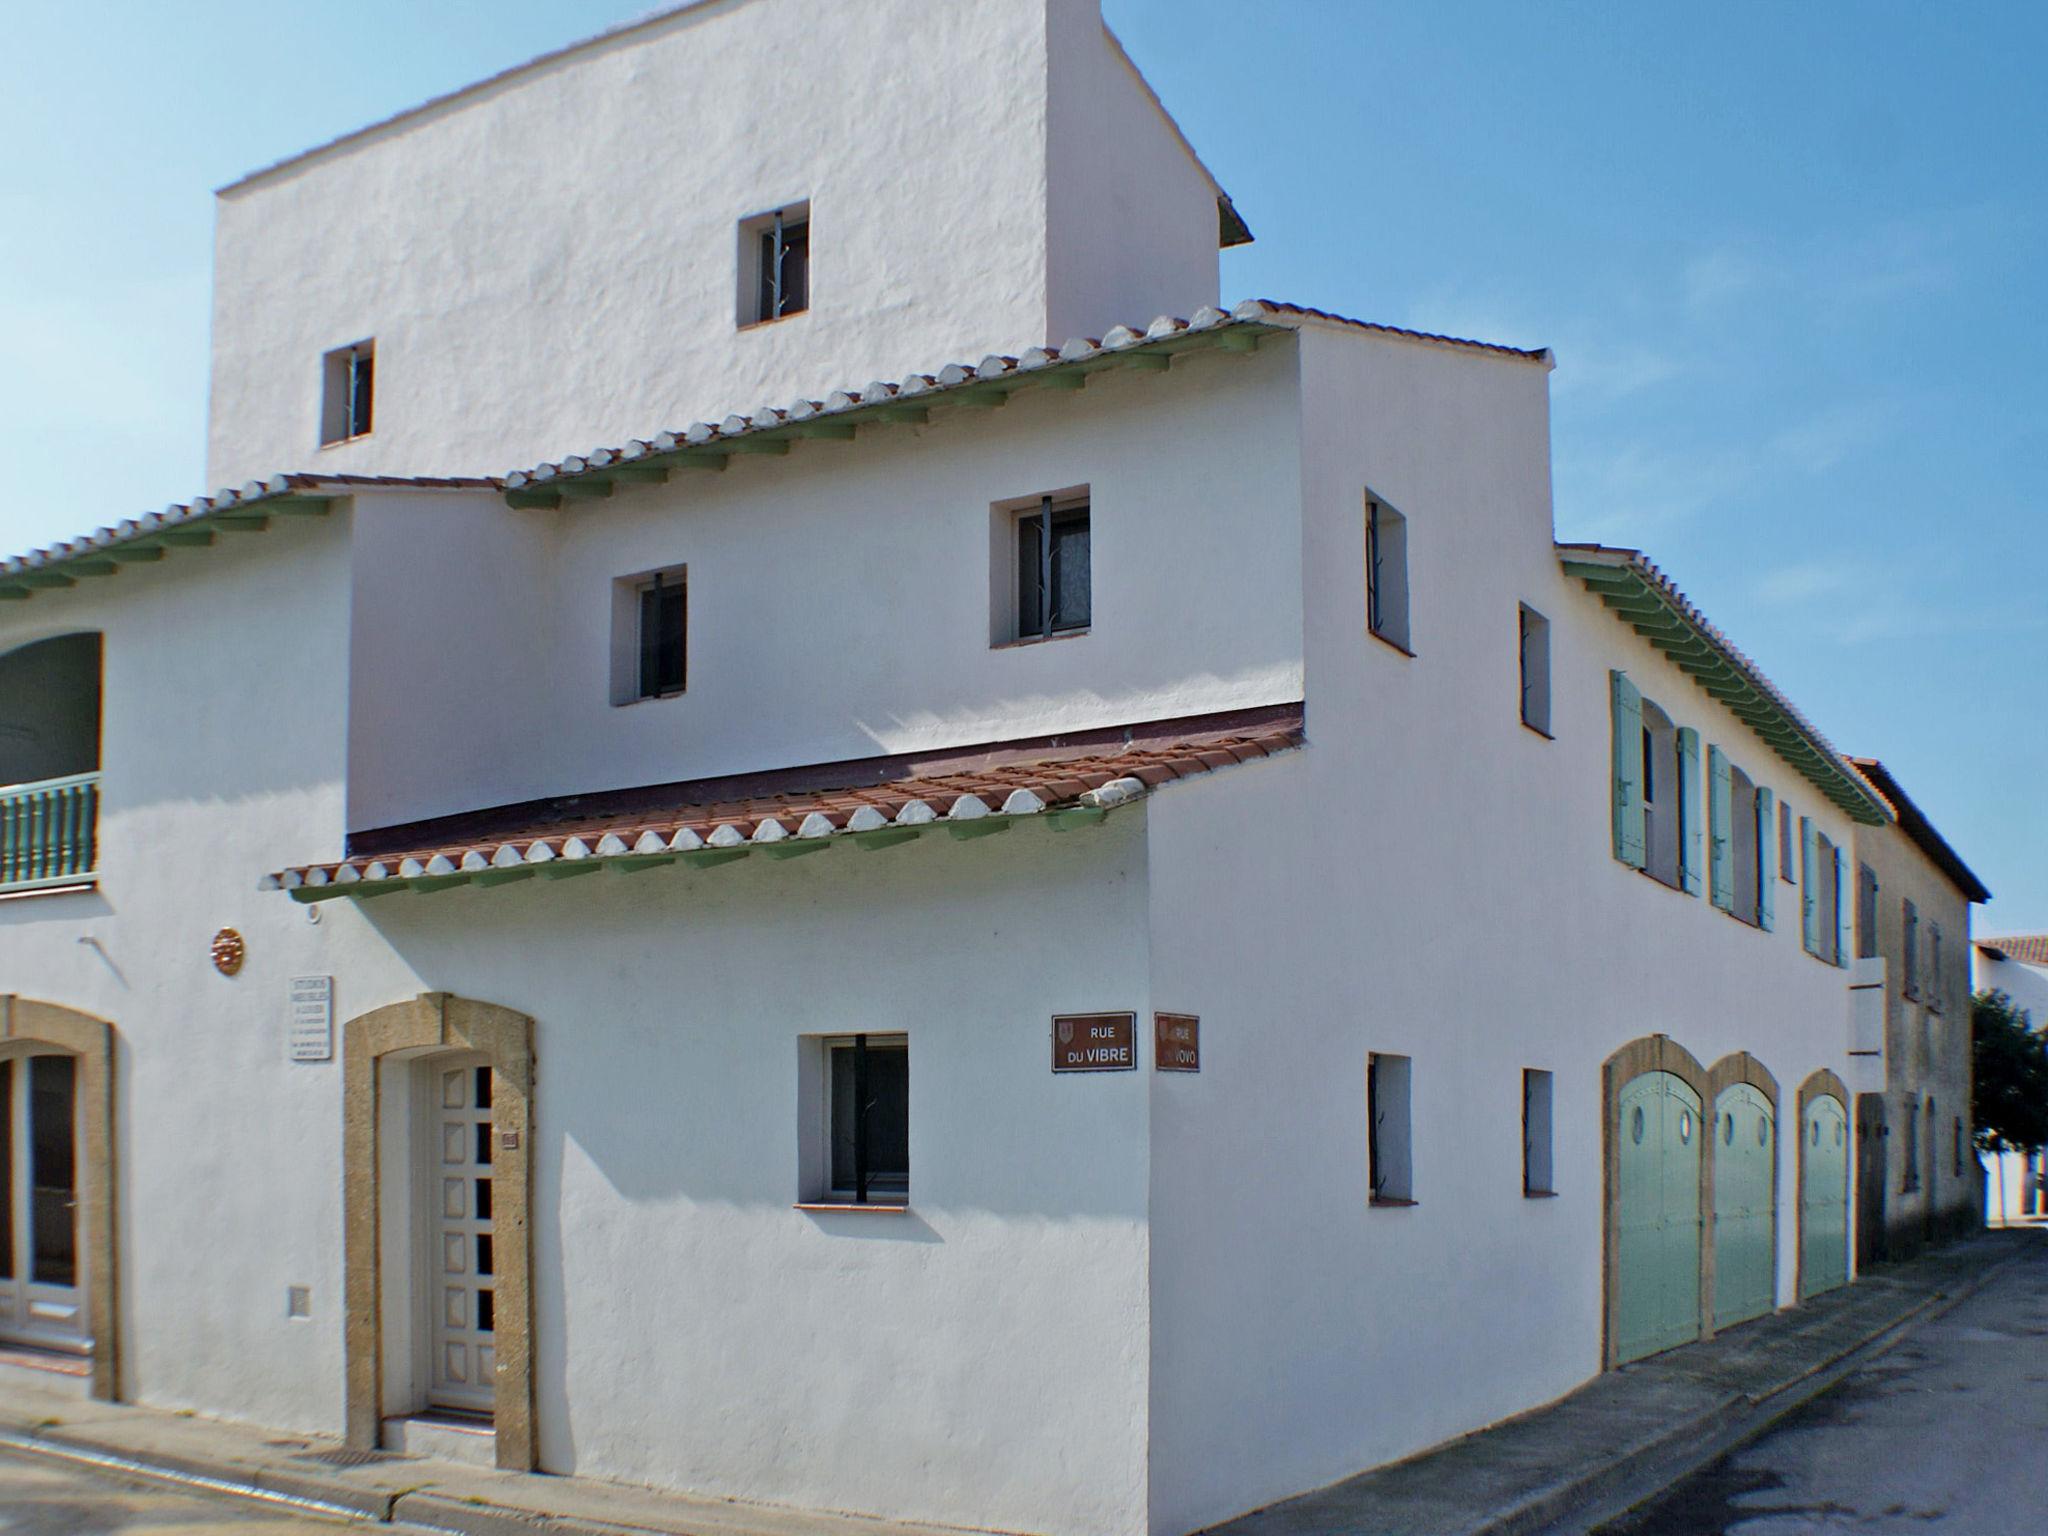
[0,4,1987,1534]
[1974,937,2048,1223]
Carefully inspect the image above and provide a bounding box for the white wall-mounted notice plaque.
[289,976,334,1062]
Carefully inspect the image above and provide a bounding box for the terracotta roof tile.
[1980,935,2048,968]
[266,706,1305,897]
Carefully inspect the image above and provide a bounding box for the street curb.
[1513,1244,2028,1536]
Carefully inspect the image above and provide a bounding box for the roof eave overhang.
[497,306,1286,508]
[1560,548,1889,826]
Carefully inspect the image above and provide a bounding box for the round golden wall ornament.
[211,927,246,976]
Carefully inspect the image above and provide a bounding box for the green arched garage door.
[1713,1084,1776,1329]
[1615,1071,1703,1363]
[1800,1094,1849,1299]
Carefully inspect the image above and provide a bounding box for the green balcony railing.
[0,772,100,893]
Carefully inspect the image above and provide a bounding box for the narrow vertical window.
[1518,605,1551,734]
[1856,864,1879,959]
[1015,496,1091,639]
[1778,800,1796,883]
[741,203,811,325]
[1523,1069,1555,1196]
[1365,495,1410,651]
[320,340,375,445]
[1929,923,1944,1010]
[637,570,688,699]
[1367,1052,1414,1205]
[1902,900,1920,997]
[1902,1097,1920,1191]
[827,1034,909,1204]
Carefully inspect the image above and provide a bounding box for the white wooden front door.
[0,1053,88,1353]
[429,1056,496,1414]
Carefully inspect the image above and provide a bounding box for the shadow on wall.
[347,813,1153,1222]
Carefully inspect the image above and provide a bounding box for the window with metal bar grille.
[1016,496,1091,639]
[741,204,809,326]
[827,1034,908,1204]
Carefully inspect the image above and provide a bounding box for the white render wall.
[207,0,1224,491]
[0,514,422,1432]
[345,339,1302,833]
[1141,323,1866,1536]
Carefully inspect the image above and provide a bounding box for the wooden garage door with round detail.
[1712,1083,1775,1329]
[1614,1070,1703,1364]
[1800,1093,1849,1299]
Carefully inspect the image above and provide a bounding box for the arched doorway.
[1605,1038,1709,1366]
[1798,1071,1850,1300]
[342,993,535,1470]
[0,998,117,1399]
[1708,1054,1778,1331]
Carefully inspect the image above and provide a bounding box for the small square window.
[808,1033,908,1206]
[1366,494,1410,652]
[739,203,809,326]
[610,565,687,705]
[1523,1069,1555,1196]
[1368,1052,1414,1205]
[1517,604,1551,734]
[320,340,374,445]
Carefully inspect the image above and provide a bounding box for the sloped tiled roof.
[1846,758,1990,903]
[1978,935,2048,968]
[1559,544,1889,825]
[0,474,498,604]
[265,706,1304,900]
[498,300,1550,506]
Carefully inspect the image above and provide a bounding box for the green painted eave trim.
[283,803,1120,902]
[1,494,333,606]
[1564,558,1886,825]
[499,322,1284,510]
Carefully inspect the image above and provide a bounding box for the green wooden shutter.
[1707,745,1733,912]
[1755,786,1776,931]
[1610,671,1645,869]
[1799,815,1819,956]
[1834,842,1852,968]
[1676,726,1703,896]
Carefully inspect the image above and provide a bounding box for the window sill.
[612,689,687,708]
[0,878,97,904]
[992,628,1090,651]
[1368,629,1415,659]
[739,310,810,333]
[1368,1196,1419,1209]
[795,1201,910,1215]
[1520,720,1554,741]
[318,432,372,450]
[1523,1189,1560,1200]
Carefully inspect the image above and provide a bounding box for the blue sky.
[3,2,2043,928]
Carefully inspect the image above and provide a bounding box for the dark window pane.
[0,1060,12,1281]
[829,1039,909,1199]
[780,222,809,316]
[350,352,374,438]
[1018,514,1045,635]
[639,579,686,697]
[476,1233,494,1277]
[474,1066,492,1110]
[477,1288,495,1334]
[475,1122,493,1166]
[30,1055,76,1287]
[474,1176,492,1222]
[1050,512,1090,631]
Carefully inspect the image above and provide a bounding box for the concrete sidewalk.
[1209,1229,2036,1536]
[0,1231,2029,1536]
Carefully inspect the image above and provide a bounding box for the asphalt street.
[0,1448,368,1534]
[1598,1237,2048,1534]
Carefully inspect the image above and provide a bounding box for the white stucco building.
[0,4,1986,1534]
[1973,937,2048,1224]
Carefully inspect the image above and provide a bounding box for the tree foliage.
[1973,989,2048,1153]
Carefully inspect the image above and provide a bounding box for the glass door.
[0,1053,87,1353]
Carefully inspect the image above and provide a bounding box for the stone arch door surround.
[343,993,534,1470]
[1797,1068,1851,1301]
[0,996,118,1401]
[1603,1035,1712,1368]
